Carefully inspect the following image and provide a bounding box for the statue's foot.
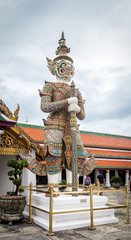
[45,188,59,197]
[64,187,72,192]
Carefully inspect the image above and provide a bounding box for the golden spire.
[56,32,70,56]
[54,32,73,63]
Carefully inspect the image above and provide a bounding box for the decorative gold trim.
[15,125,44,156]
[0,132,29,155]
[0,100,20,121]
[0,100,44,159]
[0,148,28,155]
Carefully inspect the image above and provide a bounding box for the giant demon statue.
[39,33,96,191]
[20,33,97,192]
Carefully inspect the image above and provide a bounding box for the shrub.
[59,179,66,191]
[7,158,28,195]
[111,176,123,185]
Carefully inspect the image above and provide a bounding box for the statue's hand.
[68,97,78,105]
[68,103,81,113]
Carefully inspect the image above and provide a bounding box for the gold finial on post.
[49,185,54,235]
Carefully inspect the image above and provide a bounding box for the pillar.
[105,170,111,187]
[115,170,119,177]
[125,170,129,185]
[94,170,99,184]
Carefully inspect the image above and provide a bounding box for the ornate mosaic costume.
[40,81,88,175]
[20,32,97,191]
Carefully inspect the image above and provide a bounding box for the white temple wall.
[0,149,36,197]
[0,155,16,196]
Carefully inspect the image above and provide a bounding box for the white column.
[64,169,72,191]
[66,169,72,185]
[125,170,129,185]
[48,173,59,191]
[78,174,79,185]
[105,170,111,187]
[115,170,119,177]
[22,149,36,198]
[94,170,99,184]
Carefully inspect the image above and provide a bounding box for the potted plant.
[59,179,66,191]
[0,158,28,225]
[111,176,123,188]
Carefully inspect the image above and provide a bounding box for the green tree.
[7,158,28,195]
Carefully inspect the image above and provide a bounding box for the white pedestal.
[24,193,118,232]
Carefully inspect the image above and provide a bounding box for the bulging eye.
[60,68,65,73]
[61,63,66,68]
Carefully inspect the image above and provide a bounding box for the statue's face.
[55,60,74,82]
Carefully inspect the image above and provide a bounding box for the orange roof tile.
[96,160,131,168]
[20,126,44,141]
[16,123,131,169]
[81,133,131,149]
[18,124,131,150]
[85,149,131,158]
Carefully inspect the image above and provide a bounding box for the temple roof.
[17,123,131,170]
[1,100,131,169]
[17,123,131,149]
[0,101,44,159]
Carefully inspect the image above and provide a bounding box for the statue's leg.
[45,155,61,192]
[48,172,60,191]
[65,169,72,191]
[65,169,83,192]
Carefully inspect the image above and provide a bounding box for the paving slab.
[0,189,131,240]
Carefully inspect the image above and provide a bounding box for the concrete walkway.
[0,189,131,240]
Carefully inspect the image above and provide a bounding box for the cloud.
[79,116,131,137]
[0,0,131,136]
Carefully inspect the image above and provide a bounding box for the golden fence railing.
[29,182,32,223]
[21,183,130,236]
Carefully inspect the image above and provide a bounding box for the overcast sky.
[0,0,131,136]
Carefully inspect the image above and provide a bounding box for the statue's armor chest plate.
[44,82,71,128]
[52,82,70,101]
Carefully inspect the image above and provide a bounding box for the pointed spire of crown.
[54,32,73,63]
[56,31,70,56]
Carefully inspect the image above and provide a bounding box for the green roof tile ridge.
[17,123,44,129]
[0,115,5,120]
[16,123,131,139]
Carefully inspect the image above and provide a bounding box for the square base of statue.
[24,193,118,232]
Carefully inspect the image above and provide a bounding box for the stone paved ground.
[0,188,131,240]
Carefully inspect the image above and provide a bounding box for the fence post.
[97,181,100,196]
[29,182,33,223]
[89,185,96,230]
[49,186,54,235]
[126,184,130,224]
